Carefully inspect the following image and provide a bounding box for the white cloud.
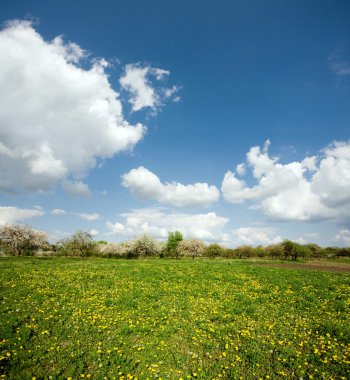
[333,229,350,246]
[0,20,145,194]
[61,180,91,197]
[89,228,99,237]
[231,227,282,246]
[0,205,44,225]
[164,85,180,98]
[119,64,179,112]
[153,68,170,80]
[222,140,350,222]
[51,208,66,215]
[122,166,220,207]
[120,65,156,111]
[106,207,228,241]
[236,163,246,176]
[73,212,100,221]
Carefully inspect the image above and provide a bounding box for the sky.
[0,0,350,247]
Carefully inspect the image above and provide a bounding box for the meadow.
[0,258,349,380]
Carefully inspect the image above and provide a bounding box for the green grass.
[1,257,349,380]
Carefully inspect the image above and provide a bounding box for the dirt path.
[260,261,350,273]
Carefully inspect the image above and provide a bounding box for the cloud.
[119,64,180,112]
[61,180,91,197]
[0,20,145,195]
[122,166,220,207]
[231,227,282,246]
[89,228,99,237]
[106,207,229,241]
[0,205,44,225]
[222,140,350,222]
[51,208,66,215]
[164,85,180,99]
[73,212,100,221]
[333,229,350,246]
[329,48,350,77]
[236,163,246,176]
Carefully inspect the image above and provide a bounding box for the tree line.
[0,224,349,260]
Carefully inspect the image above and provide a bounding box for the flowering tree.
[96,242,123,258]
[0,224,48,256]
[57,230,97,257]
[133,234,161,257]
[178,239,205,259]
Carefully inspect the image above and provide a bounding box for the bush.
[203,243,225,258]
[0,224,48,256]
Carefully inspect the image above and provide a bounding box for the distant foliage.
[1,223,350,260]
[57,230,97,257]
[266,243,284,259]
[178,239,205,259]
[0,224,48,256]
[232,245,255,259]
[133,234,162,258]
[203,243,225,258]
[96,234,161,259]
[164,231,183,259]
[281,240,311,261]
[96,242,123,258]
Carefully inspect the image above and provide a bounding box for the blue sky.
[0,1,350,246]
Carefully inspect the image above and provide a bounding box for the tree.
[0,224,48,256]
[57,230,97,257]
[133,234,161,257]
[281,240,311,261]
[306,243,322,258]
[118,240,138,259]
[164,231,183,259]
[233,245,255,259]
[204,243,225,258]
[281,240,294,260]
[178,239,205,259]
[266,243,284,259]
[96,242,123,258]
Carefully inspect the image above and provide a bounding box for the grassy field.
[1,258,349,380]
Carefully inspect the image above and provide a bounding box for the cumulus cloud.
[61,180,91,197]
[106,207,228,241]
[89,228,99,237]
[51,208,66,215]
[333,229,350,246]
[122,166,220,207]
[236,163,246,176]
[231,227,282,246]
[119,64,180,112]
[222,140,350,222]
[0,20,145,195]
[73,212,100,221]
[0,205,44,225]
